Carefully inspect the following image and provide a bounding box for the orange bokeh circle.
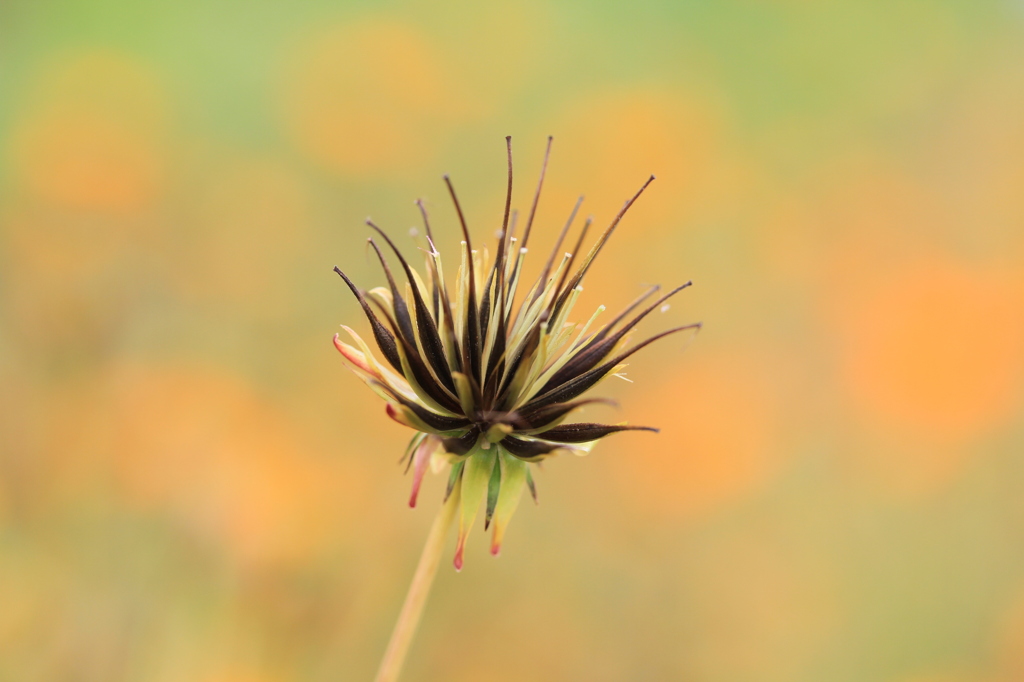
[280,19,457,176]
[10,50,168,212]
[839,260,1024,443]
[607,351,787,522]
[109,365,365,569]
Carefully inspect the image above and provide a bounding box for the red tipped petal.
[385,404,412,427]
[407,438,433,508]
[453,535,466,571]
[333,334,371,371]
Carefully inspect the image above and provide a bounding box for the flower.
[333,137,699,570]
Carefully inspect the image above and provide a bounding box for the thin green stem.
[374,488,460,682]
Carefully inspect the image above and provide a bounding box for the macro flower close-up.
[334,138,699,680]
[5,2,1024,681]
[334,138,698,569]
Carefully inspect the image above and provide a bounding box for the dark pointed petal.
[495,310,549,409]
[333,267,403,372]
[499,435,562,460]
[371,301,463,414]
[549,175,655,325]
[482,282,509,406]
[373,382,472,432]
[518,398,617,430]
[531,195,583,305]
[442,426,481,456]
[416,199,463,364]
[524,323,701,412]
[367,221,457,394]
[541,282,692,392]
[534,423,658,443]
[444,175,482,381]
[589,284,662,345]
[368,239,417,344]
[555,215,591,300]
[414,198,436,246]
[515,135,552,254]
[479,266,495,344]
[488,136,514,311]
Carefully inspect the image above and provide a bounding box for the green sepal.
[459,449,496,534]
[525,465,538,504]
[484,451,502,530]
[401,432,426,469]
[444,460,465,502]
[453,447,497,571]
[489,451,528,555]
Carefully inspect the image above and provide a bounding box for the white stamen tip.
[409,227,419,237]
[495,229,504,239]
[520,247,528,254]
[613,373,634,383]
[660,304,671,313]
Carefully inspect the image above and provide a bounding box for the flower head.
[334,137,699,569]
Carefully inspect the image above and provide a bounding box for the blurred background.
[2,1,1024,681]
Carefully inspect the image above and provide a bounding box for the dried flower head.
[334,137,699,570]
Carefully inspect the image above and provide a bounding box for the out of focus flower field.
[3,1,1024,681]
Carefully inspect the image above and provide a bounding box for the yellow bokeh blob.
[177,156,309,308]
[892,671,987,675]
[545,88,728,233]
[679,535,840,680]
[816,164,1024,495]
[201,673,288,682]
[9,50,168,212]
[608,351,786,522]
[839,260,1024,443]
[109,365,366,569]
[280,19,458,176]
[996,585,1024,681]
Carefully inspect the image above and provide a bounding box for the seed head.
[333,137,700,569]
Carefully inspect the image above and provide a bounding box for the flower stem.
[374,487,460,682]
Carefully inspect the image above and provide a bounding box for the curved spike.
[369,295,463,414]
[333,267,403,372]
[523,322,702,412]
[444,175,482,381]
[549,175,655,325]
[499,435,562,460]
[517,135,553,254]
[414,198,435,246]
[532,195,583,305]
[367,239,416,344]
[370,380,471,431]
[367,220,456,393]
[518,397,618,431]
[533,423,659,443]
[542,282,693,391]
[547,216,592,327]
